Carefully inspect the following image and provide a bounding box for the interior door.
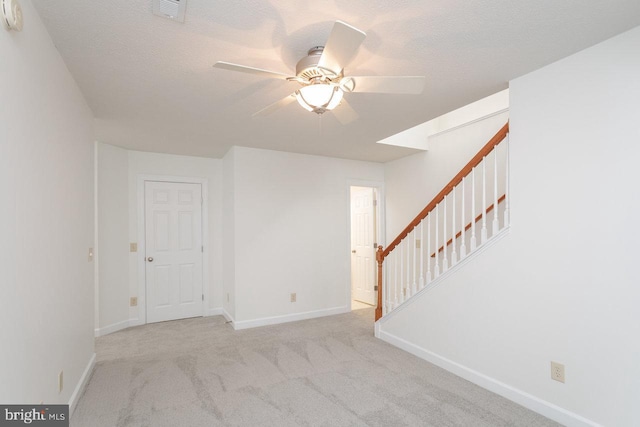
[351,186,376,305]
[145,181,203,323]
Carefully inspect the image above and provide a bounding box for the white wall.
[222,147,236,319]
[95,145,223,333]
[127,150,223,321]
[96,143,382,331]
[97,143,129,331]
[385,111,509,241]
[227,147,384,327]
[0,0,95,407]
[378,26,640,426]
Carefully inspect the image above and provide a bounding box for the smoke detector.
[2,0,23,31]
[153,0,187,23]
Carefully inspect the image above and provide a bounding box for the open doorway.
[350,186,379,311]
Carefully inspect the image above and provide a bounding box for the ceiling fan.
[213,21,426,124]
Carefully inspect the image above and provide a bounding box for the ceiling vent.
[153,0,186,23]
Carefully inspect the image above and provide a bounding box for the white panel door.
[145,181,203,323]
[351,186,376,305]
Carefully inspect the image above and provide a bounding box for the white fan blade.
[318,21,366,76]
[214,61,292,81]
[332,98,359,125]
[351,76,426,94]
[252,93,297,117]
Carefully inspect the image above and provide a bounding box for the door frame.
[136,175,209,325]
[346,179,385,310]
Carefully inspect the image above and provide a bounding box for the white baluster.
[460,176,467,259]
[492,147,499,235]
[405,238,411,298]
[451,187,458,265]
[382,255,387,314]
[399,242,405,303]
[470,166,477,251]
[504,134,510,227]
[426,214,432,284]
[442,195,448,272]
[412,228,417,295]
[394,249,399,309]
[434,203,440,278]
[481,156,488,244]
[385,253,394,313]
[385,251,389,311]
[419,220,424,289]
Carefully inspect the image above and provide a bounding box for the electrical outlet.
[290,293,296,303]
[551,361,565,383]
[58,370,63,393]
[130,297,138,307]
[130,242,138,252]
[416,239,421,249]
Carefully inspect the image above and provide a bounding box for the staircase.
[375,123,510,321]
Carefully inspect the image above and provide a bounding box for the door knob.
[147,257,154,262]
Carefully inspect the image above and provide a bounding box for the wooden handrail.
[375,122,509,321]
[430,194,506,257]
[381,122,509,259]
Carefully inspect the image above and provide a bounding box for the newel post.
[375,246,384,321]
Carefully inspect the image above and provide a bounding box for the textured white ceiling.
[31,0,640,162]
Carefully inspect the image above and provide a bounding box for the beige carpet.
[351,300,375,310]
[72,309,560,426]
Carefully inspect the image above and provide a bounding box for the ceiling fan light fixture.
[295,84,343,114]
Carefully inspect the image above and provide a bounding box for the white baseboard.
[128,318,144,328]
[94,319,131,337]
[205,307,223,317]
[97,306,348,333]
[95,318,146,337]
[68,352,96,415]
[232,306,350,330]
[221,309,234,323]
[377,330,601,427]
[96,310,226,336]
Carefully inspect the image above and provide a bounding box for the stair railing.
[375,123,510,321]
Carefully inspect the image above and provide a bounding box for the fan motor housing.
[295,46,341,81]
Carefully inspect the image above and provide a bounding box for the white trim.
[128,317,144,328]
[378,226,511,323]
[68,353,96,415]
[377,330,600,427]
[94,319,133,337]
[346,179,385,311]
[97,309,219,336]
[136,175,210,325]
[232,306,349,330]
[377,89,509,150]
[93,141,100,334]
[206,307,223,317]
[221,309,234,323]
[428,108,509,140]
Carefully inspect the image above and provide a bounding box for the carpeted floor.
[72,309,560,426]
[351,300,375,311]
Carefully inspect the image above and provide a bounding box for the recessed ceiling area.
[31,0,640,162]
